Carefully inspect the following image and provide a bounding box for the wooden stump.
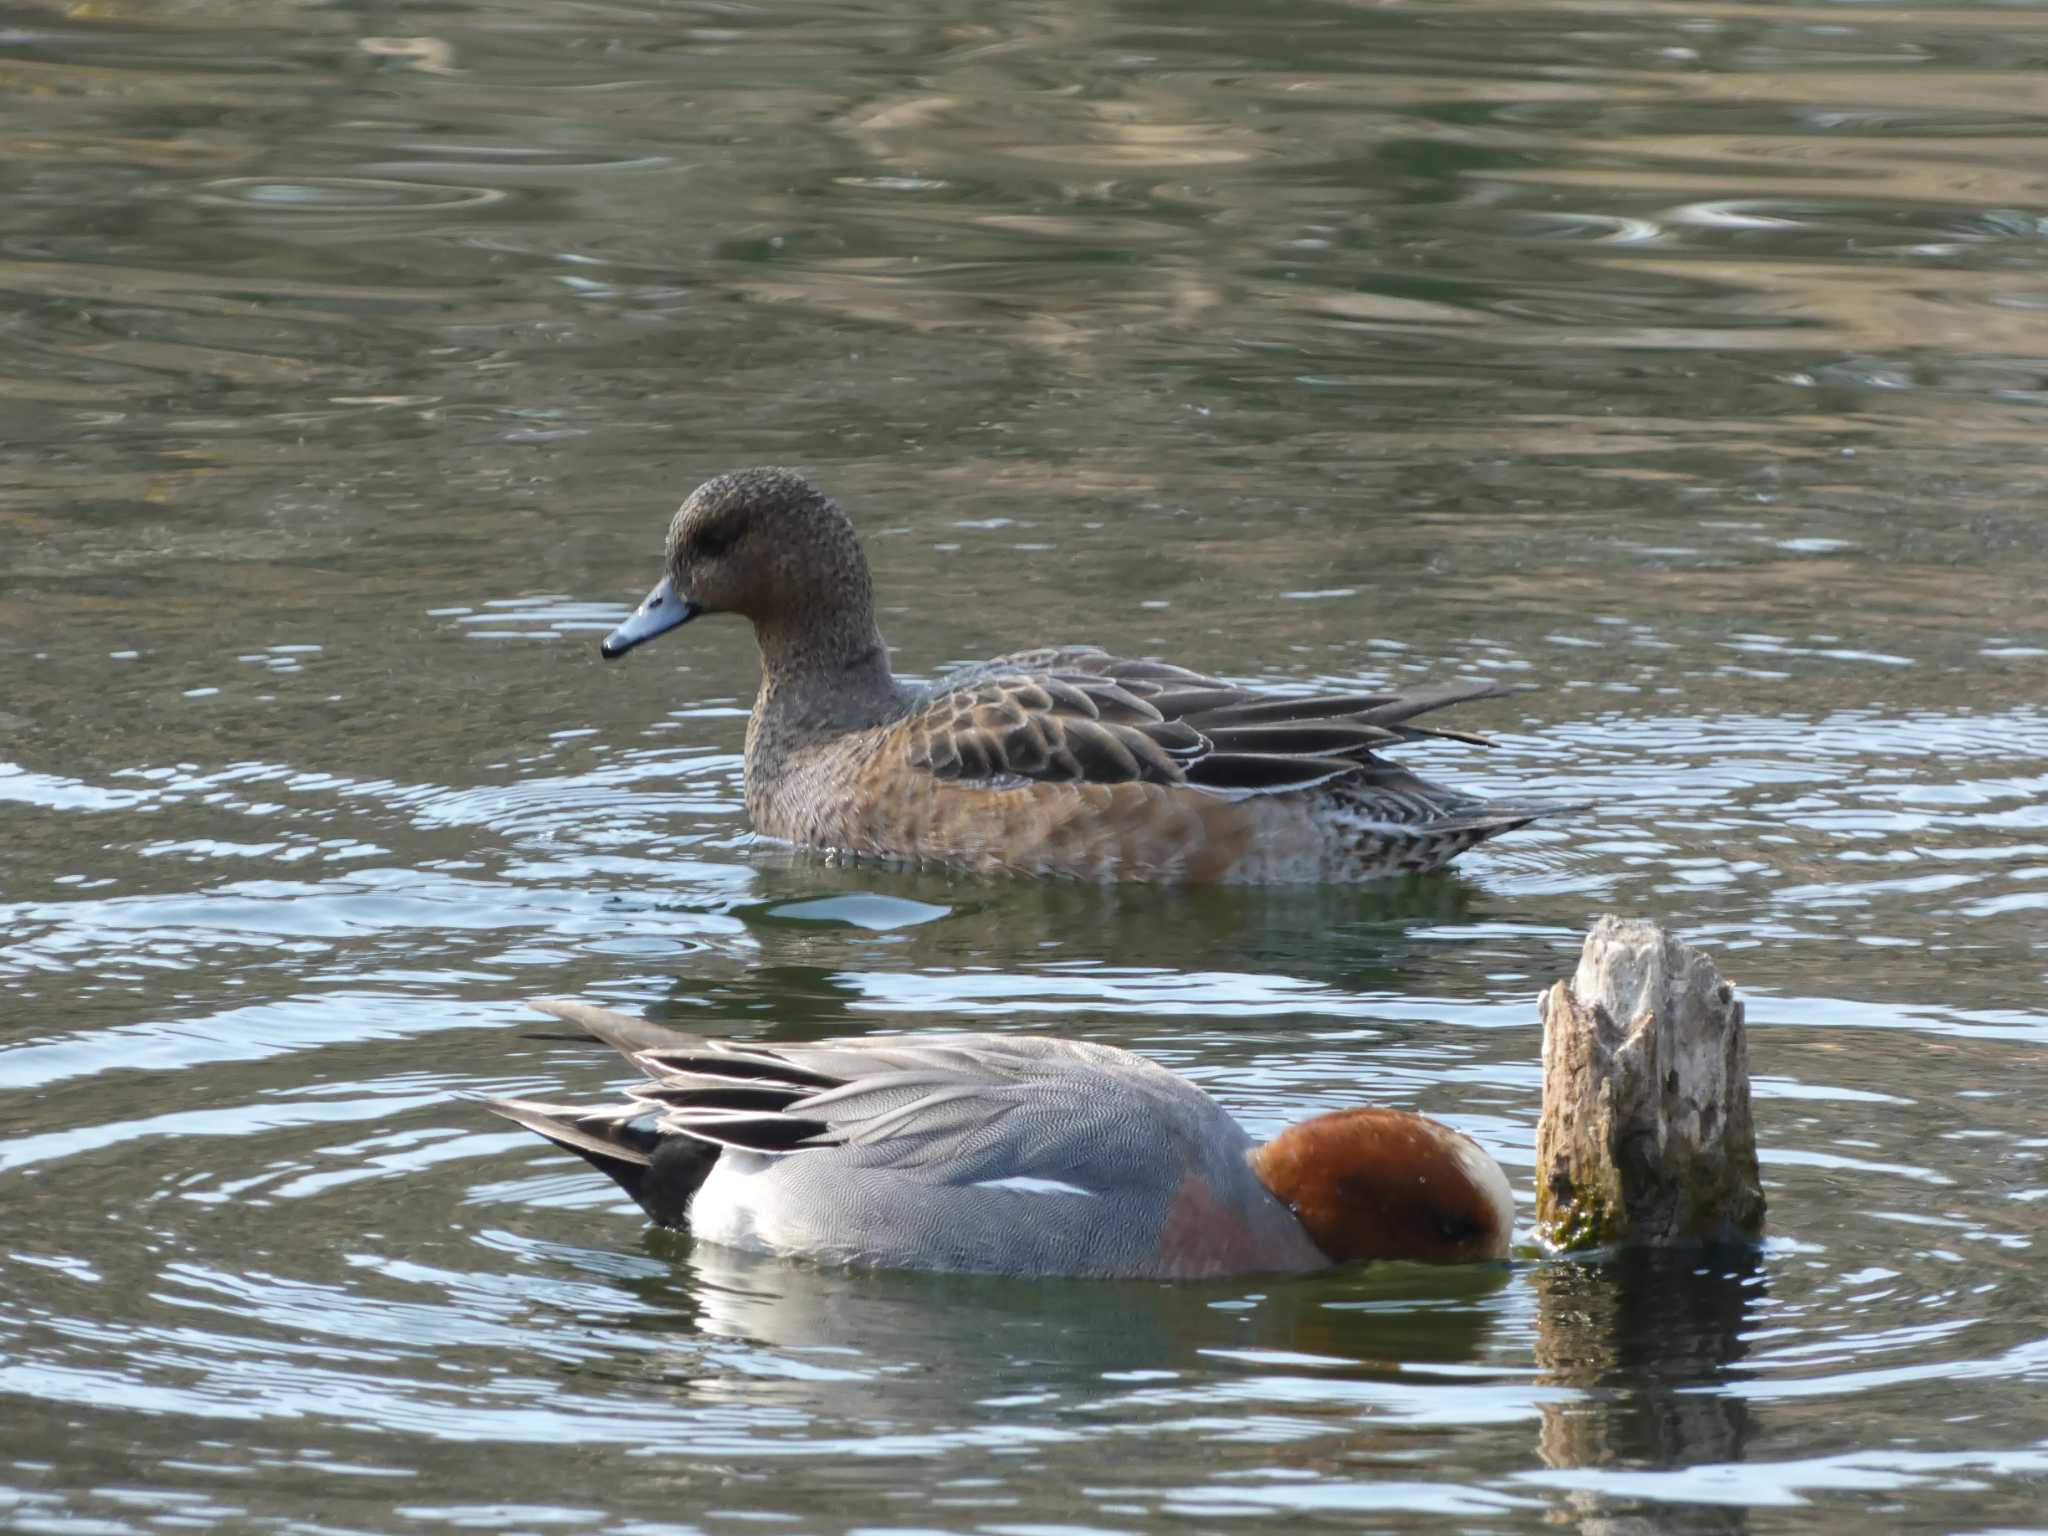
[1536,917,1765,1250]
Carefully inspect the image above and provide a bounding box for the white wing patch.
[969,1175,1100,1198]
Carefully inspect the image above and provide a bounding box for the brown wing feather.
[904,650,1511,795]
[906,677,1186,786]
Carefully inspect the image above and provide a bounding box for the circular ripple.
[195,176,507,214]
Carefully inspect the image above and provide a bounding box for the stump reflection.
[1533,1249,1767,1533]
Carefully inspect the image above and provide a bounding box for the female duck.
[488,1001,1515,1279]
[599,468,1580,883]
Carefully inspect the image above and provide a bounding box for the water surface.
[3,0,2046,1531]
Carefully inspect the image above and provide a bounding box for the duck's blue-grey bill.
[602,574,700,658]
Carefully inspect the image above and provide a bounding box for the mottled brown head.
[666,467,876,638]
[1251,1108,1514,1266]
[604,468,888,670]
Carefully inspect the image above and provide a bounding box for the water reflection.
[667,1239,1513,1378]
[1532,1250,1765,1532]
[583,1235,1529,1472]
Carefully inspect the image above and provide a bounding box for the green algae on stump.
[1536,917,1765,1251]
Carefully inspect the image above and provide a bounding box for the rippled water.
[3,0,2046,1531]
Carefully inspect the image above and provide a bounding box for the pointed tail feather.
[1431,796,1593,833]
[529,999,706,1060]
[485,1095,716,1228]
[1402,799,1591,869]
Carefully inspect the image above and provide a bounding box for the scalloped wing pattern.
[901,647,1508,800]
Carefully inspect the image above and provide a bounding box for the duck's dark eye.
[1437,1212,1483,1243]
[691,522,741,561]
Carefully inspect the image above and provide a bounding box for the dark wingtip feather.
[669,1112,843,1154]
[1177,678,1518,735]
[627,1083,814,1115]
[1385,724,1496,748]
[1183,752,1358,793]
[636,1050,845,1092]
[1201,721,1402,757]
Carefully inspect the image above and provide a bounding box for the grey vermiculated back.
[498,1005,1327,1276]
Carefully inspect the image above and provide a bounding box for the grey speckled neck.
[745,630,914,789]
[660,468,918,790]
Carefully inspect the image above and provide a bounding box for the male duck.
[489,1000,1515,1279]
[601,467,1578,882]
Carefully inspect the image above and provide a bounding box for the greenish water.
[2,0,2045,1531]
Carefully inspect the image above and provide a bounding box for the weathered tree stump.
[1536,917,1765,1250]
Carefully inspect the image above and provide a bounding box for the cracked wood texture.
[1537,917,1766,1250]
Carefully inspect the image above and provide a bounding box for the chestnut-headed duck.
[487,1000,1515,1279]
[600,467,1581,882]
